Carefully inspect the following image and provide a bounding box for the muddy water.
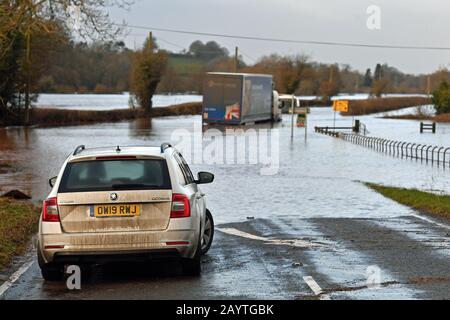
[0,108,449,225]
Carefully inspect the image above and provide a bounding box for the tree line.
[0,0,133,124]
[26,36,450,100]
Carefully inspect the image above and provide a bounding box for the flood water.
[35,93,428,110]
[35,93,203,110]
[1,106,449,225]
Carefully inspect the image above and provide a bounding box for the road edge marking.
[303,276,331,300]
[0,260,34,297]
[410,213,450,231]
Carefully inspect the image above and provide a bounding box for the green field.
[168,56,205,75]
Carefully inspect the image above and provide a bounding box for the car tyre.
[37,245,63,281]
[201,209,214,255]
[181,233,202,276]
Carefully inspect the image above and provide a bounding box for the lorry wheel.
[201,209,214,255]
[37,246,63,281]
[181,232,202,276]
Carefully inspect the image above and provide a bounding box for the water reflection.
[128,117,153,138]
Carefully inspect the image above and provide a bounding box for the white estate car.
[37,143,214,280]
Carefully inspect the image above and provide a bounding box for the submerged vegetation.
[344,97,431,116]
[365,183,450,219]
[26,102,202,127]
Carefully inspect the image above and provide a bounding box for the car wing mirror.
[49,176,57,188]
[195,172,214,185]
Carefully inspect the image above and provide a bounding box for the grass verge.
[0,198,40,270]
[365,183,450,219]
[344,97,431,116]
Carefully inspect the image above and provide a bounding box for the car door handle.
[196,194,205,199]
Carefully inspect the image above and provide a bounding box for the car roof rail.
[73,145,86,156]
[160,142,172,153]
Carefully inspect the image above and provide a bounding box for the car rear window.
[58,159,172,193]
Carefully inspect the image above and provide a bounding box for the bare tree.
[0,0,133,124]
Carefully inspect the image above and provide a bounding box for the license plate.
[93,204,140,217]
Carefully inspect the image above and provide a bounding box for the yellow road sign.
[333,100,349,113]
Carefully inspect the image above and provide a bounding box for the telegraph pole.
[149,32,153,52]
[234,46,239,72]
[24,26,31,125]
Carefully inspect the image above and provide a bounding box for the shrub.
[432,81,450,114]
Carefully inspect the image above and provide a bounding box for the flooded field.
[1,106,449,224]
[35,93,203,110]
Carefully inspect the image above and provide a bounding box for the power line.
[114,23,450,51]
[156,37,186,50]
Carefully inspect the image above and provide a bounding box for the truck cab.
[272,90,282,122]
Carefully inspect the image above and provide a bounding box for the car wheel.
[181,231,202,276]
[37,245,63,281]
[201,209,214,255]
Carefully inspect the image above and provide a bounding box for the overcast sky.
[108,0,450,75]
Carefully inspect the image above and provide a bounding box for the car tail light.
[170,194,190,218]
[43,197,60,222]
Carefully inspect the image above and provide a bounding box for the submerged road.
[2,205,450,300]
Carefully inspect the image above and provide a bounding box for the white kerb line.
[0,260,34,297]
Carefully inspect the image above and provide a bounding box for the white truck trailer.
[202,72,282,125]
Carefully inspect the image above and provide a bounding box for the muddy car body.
[37,144,214,279]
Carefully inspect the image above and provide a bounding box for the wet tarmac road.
[1,108,450,299]
[2,206,450,300]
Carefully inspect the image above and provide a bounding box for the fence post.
[415,145,421,160]
[420,145,427,161]
[437,147,445,165]
[426,145,433,162]
[354,120,360,133]
[432,146,439,164]
[420,122,424,133]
